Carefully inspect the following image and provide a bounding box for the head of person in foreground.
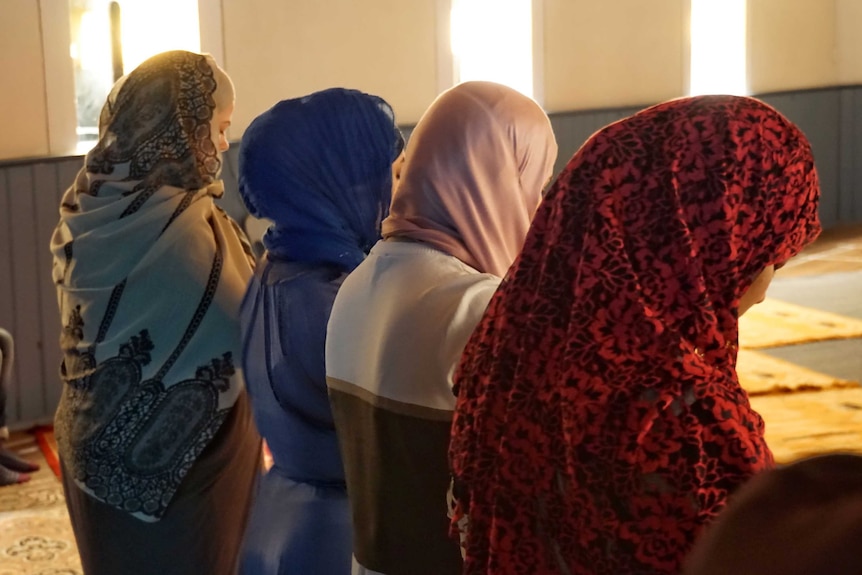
[684,453,862,575]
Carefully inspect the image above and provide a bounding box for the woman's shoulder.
[242,260,345,333]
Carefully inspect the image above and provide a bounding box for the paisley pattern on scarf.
[51,51,253,521]
[86,50,221,196]
[55,313,230,517]
[449,96,821,574]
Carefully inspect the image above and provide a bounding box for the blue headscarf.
[239,88,404,270]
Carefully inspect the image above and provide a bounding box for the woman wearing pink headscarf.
[325,81,557,575]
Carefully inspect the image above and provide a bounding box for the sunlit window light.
[120,0,200,74]
[77,11,112,73]
[690,0,747,96]
[450,0,534,99]
[69,0,201,155]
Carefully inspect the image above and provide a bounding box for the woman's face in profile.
[212,100,234,153]
[738,264,776,316]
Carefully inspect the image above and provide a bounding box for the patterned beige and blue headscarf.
[51,50,254,521]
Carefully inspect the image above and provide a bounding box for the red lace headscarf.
[449,95,821,575]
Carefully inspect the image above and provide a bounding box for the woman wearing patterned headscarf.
[325,81,558,575]
[236,88,405,575]
[449,95,821,575]
[50,50,260,574]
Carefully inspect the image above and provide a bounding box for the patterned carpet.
[0,433,82,575]
[735,271,862,396]
[739,297,862,349]
[735,267,862,463]
[751,387,862,464]
[736,349,859,396]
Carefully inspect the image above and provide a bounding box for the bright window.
[69,0,200,154]
[689,0,747,96]
[449,0,535,99]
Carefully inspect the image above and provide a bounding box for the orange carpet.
[739,298,862,349]
[750,387,862,464]
[737,349,860,396]
[31,426,61,479]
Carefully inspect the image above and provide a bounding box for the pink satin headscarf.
[382,81,558,277]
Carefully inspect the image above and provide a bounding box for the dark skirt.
[62,392,261,575]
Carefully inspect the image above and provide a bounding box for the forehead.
[214,99,234,123]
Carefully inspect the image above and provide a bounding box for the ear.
[392,152,406,183]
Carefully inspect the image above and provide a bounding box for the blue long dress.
[234,88,404,575]
[239,259,350,574]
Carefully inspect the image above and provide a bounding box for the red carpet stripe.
[32,425,61,479]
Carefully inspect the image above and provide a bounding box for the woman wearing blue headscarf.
[237,88,404,575]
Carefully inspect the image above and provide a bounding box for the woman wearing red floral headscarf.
[449,95,821,575]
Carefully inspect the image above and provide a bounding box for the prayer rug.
[750,387,862,464]
[737,349,860,396]
[739,298,862,349]
[0,431,82,574]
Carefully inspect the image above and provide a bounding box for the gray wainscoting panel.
[548,106,645,175]
[840,88,862,222]
[0,169,18,426]
[759,90,843,229]
[7,165,44,423]
[33,163,64,418]
[0,157,82,428]
[2,87,861,428]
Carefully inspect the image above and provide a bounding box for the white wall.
[3,0,862,161]
[0,0,78,160]
[747,0,839,94]
[543,0,688,112]
[40,1,78,157]
[0,0,50,159]
[836,0,862,84]
[221,0,440,133]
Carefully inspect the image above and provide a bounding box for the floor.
[0,224,859,574]
[0,433,82,575]
[776,224,862,279]
[764,225,862,382]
